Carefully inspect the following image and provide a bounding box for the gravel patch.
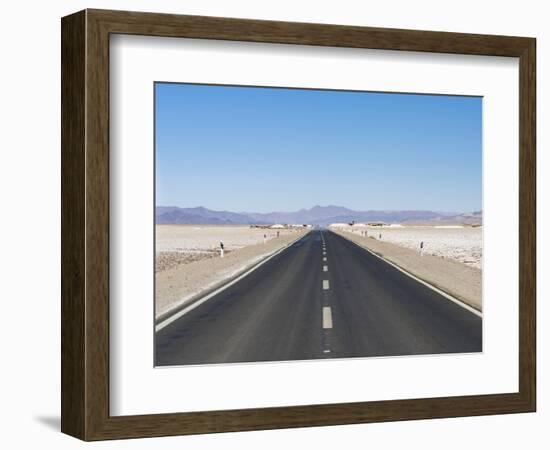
[155,250,230,273]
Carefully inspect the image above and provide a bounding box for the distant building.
[269,224,286,229]
[367,222,387,227]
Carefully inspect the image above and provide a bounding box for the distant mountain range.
[156,205,482,226]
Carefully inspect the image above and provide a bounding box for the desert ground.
[156,225,301,272]
[329,225,482,269]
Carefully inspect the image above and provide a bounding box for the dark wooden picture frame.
[61,9,536,441]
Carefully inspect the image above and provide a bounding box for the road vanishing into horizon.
[155,230,482,366]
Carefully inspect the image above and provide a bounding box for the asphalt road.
[155,230,482,366]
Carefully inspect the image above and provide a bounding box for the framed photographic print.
[61,9,536,440]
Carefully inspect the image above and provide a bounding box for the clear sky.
[155,83,482,213]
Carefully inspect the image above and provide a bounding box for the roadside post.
[220,241,224,258]
[263,233,267,244]
[420,241,424,256]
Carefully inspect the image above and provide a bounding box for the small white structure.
[328,223,349,229]
[269,224,285,229]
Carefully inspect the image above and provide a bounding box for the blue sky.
[155,83,482,213]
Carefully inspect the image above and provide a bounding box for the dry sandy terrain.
[156,225,300,272]
[331,227,482,311]
[156,225,309,319]
[330,225,482,269]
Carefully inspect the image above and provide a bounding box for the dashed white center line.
[323,257,327,261]
[322,279,330,290]
[322,307,333,329]
[323,265,328,272]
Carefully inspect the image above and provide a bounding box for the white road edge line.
[322,279,330,290]
[322,306,333,329]
[156,232,310,331]
[332,231,482,318]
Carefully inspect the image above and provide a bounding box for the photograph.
[154,83,483,367]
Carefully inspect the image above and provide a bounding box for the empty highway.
[155,230,482,366]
